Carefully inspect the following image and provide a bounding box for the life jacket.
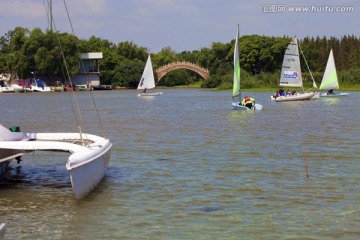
[242,97,254,106]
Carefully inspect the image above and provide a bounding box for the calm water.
[0,89,359,239]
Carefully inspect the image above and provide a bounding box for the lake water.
[1,89,359,239]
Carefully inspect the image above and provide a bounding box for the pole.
[303,152,309,179]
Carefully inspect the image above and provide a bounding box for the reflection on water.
[322,97,340,105]
[1,90,359,239]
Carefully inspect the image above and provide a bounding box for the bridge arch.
[155,61,209,82]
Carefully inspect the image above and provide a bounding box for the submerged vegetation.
[1,27,360,89]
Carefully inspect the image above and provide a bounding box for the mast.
[46,0,53,31]
[49,0,52,31]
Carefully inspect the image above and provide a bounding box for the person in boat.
[272,90,279,98]
[273,89,283,98]
[241,96,255,109]
[142,88,147,93]
[327,89,334,95]
[279,88,285,96]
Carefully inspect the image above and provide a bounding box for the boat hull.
[67,139,112,199]
[0,87,15,93]
[0,125,112,199]
[310,92,320,100]
[270,92,315,102]
[33,87,52,92]
[232,102,263,111]
[138,92,163,97]
[320,92,350,97]
[0,160,12,175]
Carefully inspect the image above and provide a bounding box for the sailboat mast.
[49,0,52,31]
[238,25,241,101]
[45,0,53,31]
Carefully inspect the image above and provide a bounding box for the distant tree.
[117,41,148,61]
[154,46,178,67]
[113,59,143,88]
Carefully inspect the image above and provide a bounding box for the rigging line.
[44,1,82,130]
[62,0,106,138]
[42,0,50,27]
[57,52,80,126]
[298,41,318,89]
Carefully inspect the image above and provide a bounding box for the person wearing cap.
[241,96,255,109]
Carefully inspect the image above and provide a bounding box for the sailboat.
[319,49,349,97]
[232,25,262,110]
[0,0,112,199]
[269,37,315,102]
[137,55,163,97]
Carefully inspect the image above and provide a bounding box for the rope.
[43,0,106,140]
[43,0,81,130]
[298,41,318,90]
[62,0,106,138]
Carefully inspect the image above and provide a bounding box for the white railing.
[157,61,209,73]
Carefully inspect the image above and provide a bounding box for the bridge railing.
[156,61,209,73]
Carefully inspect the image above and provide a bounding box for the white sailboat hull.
[11,83,33,92]
[32,86,52,92]
[67,139,111,199]
[0,86,15,93]
[310,92,320,100]
[138,92,163,97]
[232,102,249,110]
[270,92,315,102]
[320,92,350,97]
[0,126,112,199]
[232,102,263,111]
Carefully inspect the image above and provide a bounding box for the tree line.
[1,27,360,89]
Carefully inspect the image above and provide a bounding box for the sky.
[1,0,359,53]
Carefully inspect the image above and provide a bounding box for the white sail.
[279,37,303,88]
[319,49,339,91]
[232,25,240,98]
[137,55,155,90]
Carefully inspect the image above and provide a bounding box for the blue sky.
[1,0,359,53]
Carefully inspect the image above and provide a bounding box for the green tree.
[5,27,30,77]
[113,59,143,88]
[117,41,148,61]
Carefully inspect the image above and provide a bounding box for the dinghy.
[319,49,350,97]
[232,25,262,111]
[137,55,163,97]
[270,37,315,102]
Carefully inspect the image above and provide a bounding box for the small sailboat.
[232,25,262,111]
[137,55,163,97]
[319,49,349,97]
[270,37,315,102]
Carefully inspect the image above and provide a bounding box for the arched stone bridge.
[155,61,209,82]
